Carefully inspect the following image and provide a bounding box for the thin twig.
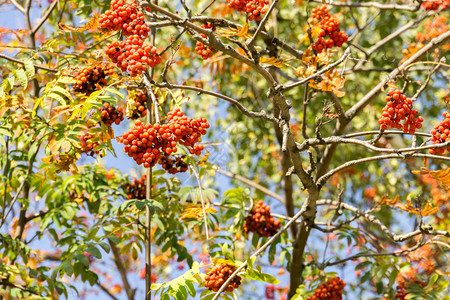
[191,166,212,261]
[211,204,309,300]
[151,81,277,122]
[32,0,58,34]
[246,0,281,48]
[411,57,445,101]
[216,168,284,203]
[0,53,58,73]
[282,48,351,91]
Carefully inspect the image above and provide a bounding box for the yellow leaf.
[304,65,317,77]
[180,204,217,220]
[53,105,73,114]
[215,24,251,39]
[61,140,71,152]
[58,13,99,33]
[237,22,248,37]
[260,57,284,68]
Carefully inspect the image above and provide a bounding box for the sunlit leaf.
[58,13,99,32]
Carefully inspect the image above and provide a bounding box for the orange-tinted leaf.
[421,204,439,216]
[58,13,99,32]
[412,167,450,191]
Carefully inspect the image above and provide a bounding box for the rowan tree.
[1,0,450,299]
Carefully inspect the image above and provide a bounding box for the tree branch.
[215,168,284,203]
[32,0,58,34]
[151,81,277,122]
[282,48,351,91]
[0,53,58,73]
[108,239,136,300]
[246,0,281,48]
[95,281,120,300]
[309,0,420,11]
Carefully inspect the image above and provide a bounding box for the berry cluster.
[226,0,269,21]
[100,103,124,126]
[421,0,449,11]
[127,89,148,119]
[100,0,161,76]
[118,108,209,168]
[105,35,161,76]
[378,89,424,134]
[307,277,346,300]
[430,111,450,155]
[204,263,242,292]
[311,5,348,53]
[195,23,216,60]
[395,284,407,300]
[79,133,100,156]
[244,200,281,237]
[395,282,426,300]
[159,154,188,174]
[125,174,146,200]
[73,63,114,94]
[99,0,150,37]
[265,285,275,299]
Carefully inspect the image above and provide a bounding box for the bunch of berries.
[159,154,188,174]
[195,23,216,60]
[105,35,161,76]
[306,277,346,300]
[127,89,148,119]
[421,0,449,11]
[244,200,281,237]
[100,0,161,76]
[79,134,100,156]
[395,282,426,299]
[100,102,124,126]
[204,263,242,292]
[311,5,348,53]
[226,0,269,21]
[395,284,407,300]
[430,111,450,155]
[118,108,209,168]
[378,89,424,134]
[99,0,150,37]
[444,93,450,104]
[73,63,114,94]
[125,174,146,199]
[265,285,275,299]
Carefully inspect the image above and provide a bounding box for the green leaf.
[24,60,35,77]
[99,242,111,253]
[355,261,372,271]
[242,268,280,284]
[186,280,196,297]
[15,69,27,89]
[5,77,15,92]
[50,85,73,100]
[63,261,74,276]
[51,264,63,281]
[86,246,102,259]
[48,92,67,105]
